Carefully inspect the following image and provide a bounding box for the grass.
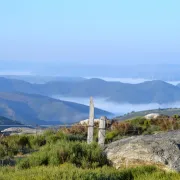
[0,164,180,180]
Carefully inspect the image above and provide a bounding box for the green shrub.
[105,130,119,143]
[128,117,147,126]
[43,129,55,136]
[16,158,30,169]
[29,135,46,149]
[0,135,19,156]
[67,134,86,141]
[18,136,31,151]
[17,140,109,169]
[0,144,6,159]
[143,125,161,135]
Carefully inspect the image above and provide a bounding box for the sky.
[0,0,180,69]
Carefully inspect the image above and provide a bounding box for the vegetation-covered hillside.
[0,92,112,125]
[116,108,180,121]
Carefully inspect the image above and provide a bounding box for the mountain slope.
[108,80,180,103]
[0,116,22,131]
[0,77,38,94]
[0,116,22,125]
[0,92,113,125]
[1,77,180,104]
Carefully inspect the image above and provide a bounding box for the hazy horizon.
[1,63,180,81]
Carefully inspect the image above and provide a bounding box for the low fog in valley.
[52,96,180,116]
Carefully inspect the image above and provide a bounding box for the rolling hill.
[1,77,180,104]
[115,108,180,121]
[0,92,112,125]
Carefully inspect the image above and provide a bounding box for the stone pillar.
[98,116,106,148]
[87,97,94,144]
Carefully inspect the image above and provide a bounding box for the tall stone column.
[98,116,106,148]
[87,97,94,144]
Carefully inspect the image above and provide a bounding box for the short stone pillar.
[87,97,94,144]
[98,116,107,148]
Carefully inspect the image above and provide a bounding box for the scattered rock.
[79,119,100,125]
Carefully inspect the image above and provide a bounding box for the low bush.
[29,135,46,149]
[105,130,119,143]
[17,140,109,169]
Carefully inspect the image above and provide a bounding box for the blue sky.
[0,0,179,66]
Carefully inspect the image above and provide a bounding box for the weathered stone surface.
[87,97,94,144]
[98,116,106,147]
[1,127,43,135]
[105,130,180,172]
[144,113,160,119]
[79,119,100,125]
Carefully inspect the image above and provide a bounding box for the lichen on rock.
[105,130,180,172]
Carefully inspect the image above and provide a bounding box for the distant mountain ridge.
[0,75,86,84]
[1,77,180,104]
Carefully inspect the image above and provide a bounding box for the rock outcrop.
[1,127,43,135]
[144,113,160,119]
[79,119,100,125]
[105,130,180,172]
